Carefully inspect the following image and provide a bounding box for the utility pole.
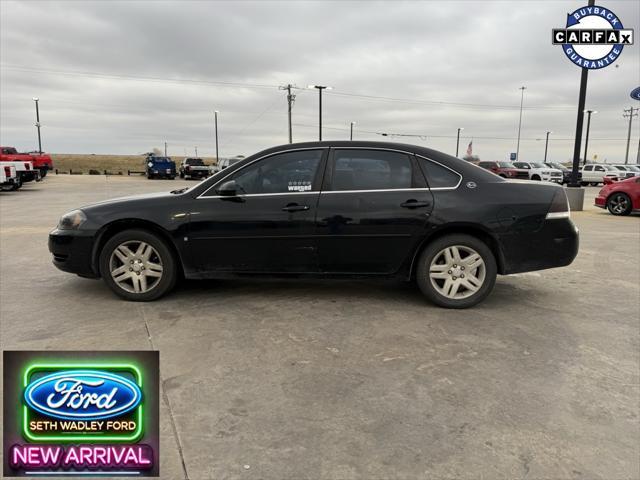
[33,97,42,154]
[516,86,526,161]
[623,107,638,164]
[214,110,219,162]
[195,146,198,157]
[583,110,597,165]
[350,121,355,140]
[544,131,552,163]
[308,85,331,141]
[279,84,296,143]
[164,142,167,157]
[456,127,464,157]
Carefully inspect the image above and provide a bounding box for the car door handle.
[282,203,310,212]
[400,200,430,209]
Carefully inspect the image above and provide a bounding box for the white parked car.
[580,164,622,185]
[1,164,18,190]
[512,161,563,183]
[611,165,640,179]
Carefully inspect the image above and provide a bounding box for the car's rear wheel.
[590,182,599,186]
[416,234,497,309]
[531,175,541,181]
[607,192,632,216]
[99,229,177,301]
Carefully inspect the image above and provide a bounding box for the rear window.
[418,158,461,189]
[186,158,204,165]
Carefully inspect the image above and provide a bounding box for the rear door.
[315,148,433,274]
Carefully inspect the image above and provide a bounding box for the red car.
[595,177,640,216]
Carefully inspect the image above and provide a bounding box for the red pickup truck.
[1,146,53,177]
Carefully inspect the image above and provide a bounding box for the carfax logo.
[552,5,634,69]
[3,351,159,477]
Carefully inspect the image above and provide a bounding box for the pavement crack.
[143,315,190,480]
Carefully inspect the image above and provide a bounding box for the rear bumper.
[595,195,606,208]
[500,218,579,274]
[48,229,99,277]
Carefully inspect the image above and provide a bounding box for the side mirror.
[217,180,238,196]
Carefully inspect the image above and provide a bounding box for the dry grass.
[51,154,217,174]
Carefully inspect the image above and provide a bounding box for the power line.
[622,107,638,164]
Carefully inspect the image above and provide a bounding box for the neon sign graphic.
[22,363,143,443]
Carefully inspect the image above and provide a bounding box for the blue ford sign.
[631,87,640,101]
[24,370,142,421]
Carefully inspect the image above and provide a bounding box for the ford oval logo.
[24,370,142,421]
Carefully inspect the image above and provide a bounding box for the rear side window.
[418,158,461,189]
[584,165,593,171]
[330,150,412,191]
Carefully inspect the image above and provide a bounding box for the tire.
[40,168,48,178]
[147,173,153,179]
[416,234,497,309]
[531,175,541,181]
[580,182,587,186]
[99,229,177,301]
[607,192,632,216]
[590,182,598,186]
[10,178,22,191]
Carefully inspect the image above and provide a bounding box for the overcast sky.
[1,0,639,162]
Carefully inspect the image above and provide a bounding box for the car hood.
[80,191,177,211]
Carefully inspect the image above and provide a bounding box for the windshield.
[625,165,639,172]
[531,162,546,168]
[498,162,514,168]
[603,165,617,171]
[547,162,564,169]
[613,165,626,171]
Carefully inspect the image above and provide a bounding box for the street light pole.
[214,110,219,162]
[308,85,331,141]
[350,121,355,140]
[544,131,552,162]
[583,110,597,165]
[455,127,464,157]
[516,86,526,161]
[33,97,42,154]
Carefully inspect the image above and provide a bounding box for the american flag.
[466,140,473,156]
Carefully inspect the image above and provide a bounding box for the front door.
[188,148,326,275]
[315,148,433,274]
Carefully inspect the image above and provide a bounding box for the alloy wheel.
[609,194,629,215]
[109,240,164,294]
[429,245,486,299]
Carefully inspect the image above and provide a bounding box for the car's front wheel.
[607,192,632,216]
[416,234,497,309]
[99,229,177,301]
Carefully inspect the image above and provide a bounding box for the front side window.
[418,158,461,188]
[330,150,412,191]
[595,166,604,171]
[223,149,323,195]
[498,162,514,168]
[514,162,530,169]
[584,165,593,171]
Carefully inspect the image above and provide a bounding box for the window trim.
[198,147,328,199]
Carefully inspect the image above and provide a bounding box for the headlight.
[57,209,87,230]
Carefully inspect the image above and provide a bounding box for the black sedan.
[49,141,579,308]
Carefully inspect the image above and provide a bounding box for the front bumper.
[48,229,99,277]
[500,218,579,274]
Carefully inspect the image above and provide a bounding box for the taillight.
[4,166,11,177]
[545,189,570,220]
[25,163,30,170]
[186,166,191,171]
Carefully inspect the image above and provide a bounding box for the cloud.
[1,0,638,162]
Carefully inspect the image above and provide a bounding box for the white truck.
[0,160,40,190]
[580,164,622,185]
[513,161,563,183]
[1,164,18,190]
